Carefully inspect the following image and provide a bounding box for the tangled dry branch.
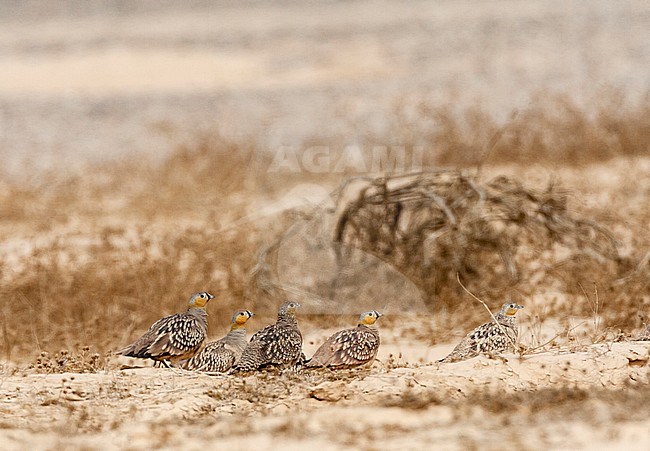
[331,171,622,302]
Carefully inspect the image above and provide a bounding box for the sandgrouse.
[306,310,383,369]
[183,309,254,372]
[439,302,523,363]
[116,292,214,367]
[233,301,303,372]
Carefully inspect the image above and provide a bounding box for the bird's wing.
[145,313,205,358]
[234,322,302,370]
[233,339,264,372]
[186,340,235,372]
[117,314,175,357]
[248,324,273,343]
[311,328,379,367]
[259,324,303,365]
[440,320,515,362]
[439,323,487,363]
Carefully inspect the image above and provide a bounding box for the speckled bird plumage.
[117,292,214,366]
[439,303,523,363]
[183,309,254,372]
[307,311,383,369]
[233,301,303,372]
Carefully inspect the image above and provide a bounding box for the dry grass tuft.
[388,90,650,167]
[29,347,106,374]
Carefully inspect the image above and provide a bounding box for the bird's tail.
[114,344,134,356]
[437,354,461,363]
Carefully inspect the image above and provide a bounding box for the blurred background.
[0,0,648,362]
[1,0,648,174]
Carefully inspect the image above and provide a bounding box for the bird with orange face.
[306,311,383,369]
[183,309,254,372]
[116,292,215,367]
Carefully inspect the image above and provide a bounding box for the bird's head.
[279,301,301,317]
[231,309,254,330]
[188,292,215,308]
[359,310,383,326]
[500,303,524,316]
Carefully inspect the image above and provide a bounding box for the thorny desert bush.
[0,94,649,363]
[329,171,622,299]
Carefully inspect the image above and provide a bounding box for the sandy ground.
[1,340,649,451]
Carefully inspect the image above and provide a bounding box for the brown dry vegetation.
[390,90,650,167]
[0,93,649,366]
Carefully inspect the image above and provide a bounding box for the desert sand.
[1,338,649,450]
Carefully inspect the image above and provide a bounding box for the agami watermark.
[268,145,426,173]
